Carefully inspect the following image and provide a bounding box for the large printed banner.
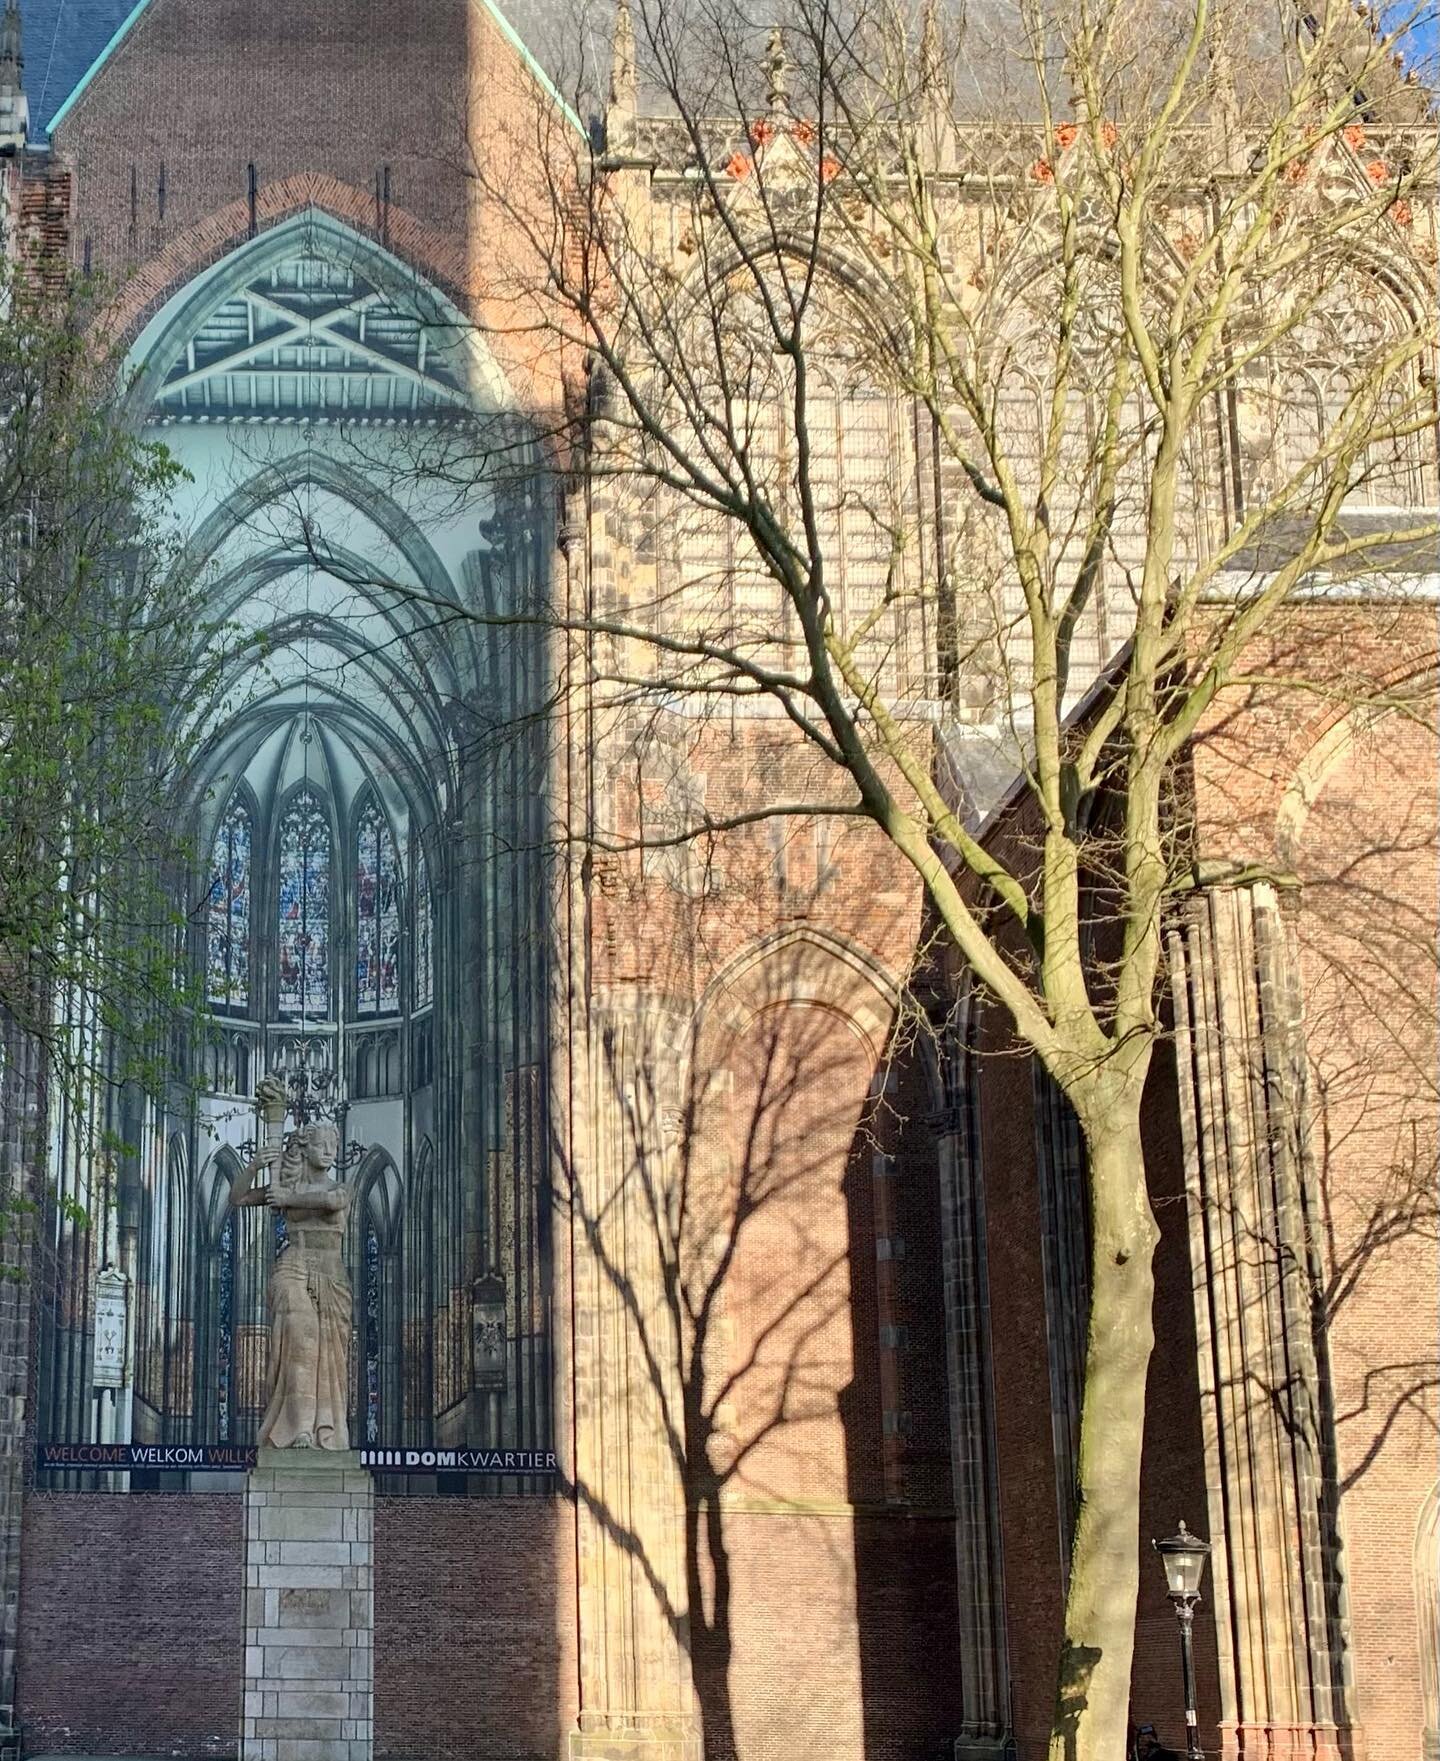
[358,1448,559,1472]
[39,1443,258,1471]
[37,1442,559,1475]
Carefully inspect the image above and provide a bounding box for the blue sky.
[1383,2,1439,67]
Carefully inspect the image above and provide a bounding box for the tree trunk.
[1049,1106,1160,1761]
[686,1476,739,1761]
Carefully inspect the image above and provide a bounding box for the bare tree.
[279,1,1439,1755]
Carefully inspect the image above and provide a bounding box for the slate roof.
[14,0,613,143]
[13,0,1430,147]
[18,0,135,140]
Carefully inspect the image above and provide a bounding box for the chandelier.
[238,1036,367,1172]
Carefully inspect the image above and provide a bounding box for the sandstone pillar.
[241,1448,373,1761]
[567,999,698,1761]
[1168,884,1349,1761]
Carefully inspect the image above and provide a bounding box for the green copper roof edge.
[475,0,588,138]
[45,0,158,133]
[46,0,587,141]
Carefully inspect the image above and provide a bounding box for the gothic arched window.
[413,842,433,1011]
[354,1158,403,1447]
[206,798,252,1012]
[216,1207,236,1442]
[277,787,332,1020]
[355,800,400,1017]
[405,1142,436,1441]
[364,1220,382,1445]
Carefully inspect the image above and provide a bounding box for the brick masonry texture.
[18,1492,245,1756]
[374,1497,578,1761]
[704,1511,963,1761]
[1279,665,1438,1759]
[55,0,476,269]
[1184,612,1439,1759]
[51,0,574,414]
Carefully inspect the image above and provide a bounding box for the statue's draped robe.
[259,1188,354,1450]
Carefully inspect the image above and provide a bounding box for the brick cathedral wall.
[692,1510,961,1761]
[663,923,961,1761]
[47,0,570,407]
[374,1496,578,1761]
[53,0,472,271]
[1279,688,1439,1756]
[1190,609,1439,1752]
[16,1492,244,1756]
[15,1492,581,1760]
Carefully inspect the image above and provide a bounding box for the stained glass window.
[277,788,331,1019]
[206,799,252,1010]
[355,800,401,1016]
[414,842,433,1010]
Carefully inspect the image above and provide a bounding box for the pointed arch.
[194,1147,243,1443]
[413,838,434,1013]
[352,1149,405,1446]
[163,1135,193,1420]
[1276,663,1440,867]
[137,1133,194,1422]
[179,449,456,607]
[666,253,931,699]
[123,210,519,421]
[405,1140,437,1440]
[1274,264,1439,512]
[694,924,903,1066]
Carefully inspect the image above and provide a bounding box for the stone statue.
[231,1078,353,1450]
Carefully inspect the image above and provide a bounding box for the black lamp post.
[1154,1520,1211,1761]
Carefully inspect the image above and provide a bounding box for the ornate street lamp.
[1154,1520,1211,1761]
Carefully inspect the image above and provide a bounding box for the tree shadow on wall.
[553,933,961,1761]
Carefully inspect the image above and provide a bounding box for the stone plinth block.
[241,1448,372,1761]
[569,1717,702,1761]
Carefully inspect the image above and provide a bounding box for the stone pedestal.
[241,1448,373,1761]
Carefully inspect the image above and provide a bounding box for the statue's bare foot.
[293,1433,312,1448]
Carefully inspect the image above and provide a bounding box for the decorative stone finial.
[917,0,954,171]
[766,25,790,115]
[606,0,638,151]
[921,0,944,81]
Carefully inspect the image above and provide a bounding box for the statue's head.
[278,1121,340,1182]
[296,1122,340,1176]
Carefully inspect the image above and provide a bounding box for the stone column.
[241,1448,373,1761]
[1417,1481,1440,1761]
[567,999,698,1761]
[1168,883,1348,1761]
